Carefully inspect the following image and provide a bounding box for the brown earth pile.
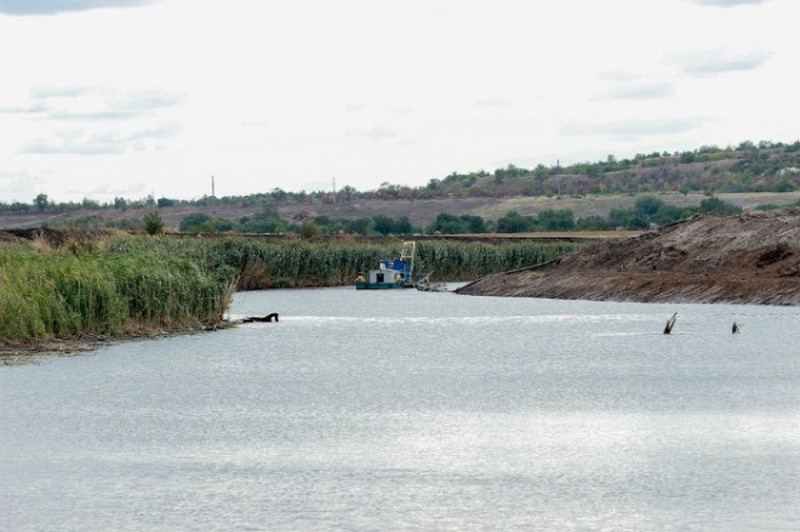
[457,209,800,305]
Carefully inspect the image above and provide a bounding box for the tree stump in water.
[663,312,677,334]
[241,313,279,323]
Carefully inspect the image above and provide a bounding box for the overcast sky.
[1,0,797,203]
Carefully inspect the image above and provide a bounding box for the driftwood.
[415,271,449,292]
[663,312,677,335]
[416,282,448,292]
[241,312,279,323]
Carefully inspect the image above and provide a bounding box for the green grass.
[105,235,583,289]
[0,241,236,345]
[1,233,581,346]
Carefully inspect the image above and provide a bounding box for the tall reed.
[0,241,236,345]
[1,233,580,346]
[105,235,582,289]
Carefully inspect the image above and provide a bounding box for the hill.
[2,191,800,232]
[2,140,799,232]
[457,208,800,306]
[422,141,800,199]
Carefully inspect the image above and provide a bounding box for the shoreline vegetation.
[0,231,581,357]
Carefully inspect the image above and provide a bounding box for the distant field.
[2,191,799,231]
[278,191,800,226]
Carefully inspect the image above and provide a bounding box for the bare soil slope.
[457,209,800,305]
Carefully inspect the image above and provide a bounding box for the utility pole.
[332,177,336,204]
[211,175,215,198]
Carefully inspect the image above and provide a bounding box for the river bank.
[1,231,581,356]
[458,209,800,305]
[0,233,237,357]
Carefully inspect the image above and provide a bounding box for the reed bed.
[106,235,582,289]
[414,240,578,281]
[0,241,235,345]
[1,233,580,346]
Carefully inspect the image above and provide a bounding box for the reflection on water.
[2,287,799,530]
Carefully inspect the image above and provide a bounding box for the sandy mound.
[457,209,800,305]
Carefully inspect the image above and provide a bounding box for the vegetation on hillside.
[5,140,797,213]
[3,140,799,235]
[420,140,800,199]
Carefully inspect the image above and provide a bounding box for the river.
[2,287,799,530]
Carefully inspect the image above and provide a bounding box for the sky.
[1,0,798,203]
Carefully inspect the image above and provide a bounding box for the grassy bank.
[0,238,236,348]
[1,232,582,349]
[106,235,583,289]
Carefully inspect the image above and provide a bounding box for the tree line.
[167,195,751,236]
[3,140,799,215]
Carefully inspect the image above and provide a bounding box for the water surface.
[2,287,799,530]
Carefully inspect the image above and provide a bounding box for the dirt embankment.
[457,209,800,305]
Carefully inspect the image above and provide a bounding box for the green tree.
[299,220,320,239]
[143,209,165,235]
[576,215,610,231]
[699,196,742,215]
[82,198,101,209]
[372,215,396,235]
[537,209,575,231]
[495,211,536,233]
[461,215,487,233]
[347,217,373,235]
[428,213,467,234]
[609,208,647,229]
[635,195,665,217]
[180,213,212,232]
[34,193,49,212]
[393,216,414,234]
[239,207,285,233]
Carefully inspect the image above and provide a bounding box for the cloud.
[241,119,271,127]
[671,50,771,75]
[82,180,148,199]
[21,132,125,155]
[47,110,144,120]
[0,0,158,15]
[561,118,699,138]
[0,104,48,114]
[473,98,510,107]
[687,0,767,6]
[114,89,184,111]
[599,71,644,82]
[345,127,398,141]
[391,106,414,115]
[126,122,181,141]
[3,86,183,120]
[30,86,97,99]
[20,123,180,155]
[0,171,48,202]
[344,103,366,114]
[598,82,674,100]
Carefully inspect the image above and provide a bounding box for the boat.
[354,241,416,289]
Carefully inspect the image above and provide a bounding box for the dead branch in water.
[663,312,677,334]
